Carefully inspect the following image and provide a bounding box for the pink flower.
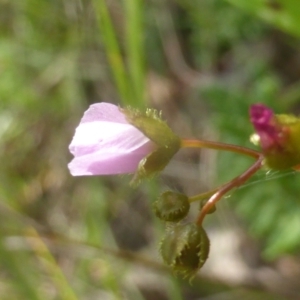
[249,103,287,152]
[68,102,156,176]
[249,103,300,169]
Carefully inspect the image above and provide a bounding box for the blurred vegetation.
[1,0,300,299]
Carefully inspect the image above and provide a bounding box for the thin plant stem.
[184,139,261,203]
[188,188,218,203]
[92,0,130,105]
[196,156,264,225]
[124,0,145,107]
[181,139,261,159]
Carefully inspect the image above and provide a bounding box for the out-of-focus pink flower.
[250,103,300,169]
[68,102,156,176]
[249,103,287,152]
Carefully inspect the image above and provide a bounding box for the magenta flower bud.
[250,103,300,169]
[250,104,286,152]
[68,102,156,176]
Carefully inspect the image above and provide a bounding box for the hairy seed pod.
[153,191,190,222]
[160,223,210,278]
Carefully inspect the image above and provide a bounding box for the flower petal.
[68,140,153,175]
[80,102,128,124]
[68,103,155,175]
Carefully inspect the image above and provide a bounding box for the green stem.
[181,139,261,159]
[188,188,218,203]
[196,156,264,225]
[92,0,130,105]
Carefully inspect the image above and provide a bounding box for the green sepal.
[122,107,181,148]
[265,114,300,170]
[160,223,210,278]
[123,107,181,185]
[131,145,178,185]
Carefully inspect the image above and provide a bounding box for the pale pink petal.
[80,102,128,124]
[68,102,155,175]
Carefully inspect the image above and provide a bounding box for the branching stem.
[196,156,264,225]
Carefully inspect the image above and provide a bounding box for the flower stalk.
[196,155,264,225]
[181,139,260,159]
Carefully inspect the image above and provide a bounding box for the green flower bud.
[160,223,210,278]
[153,191,190,222]
[122,107,181,185]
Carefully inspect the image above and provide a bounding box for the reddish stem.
[181,139,260,159]
[196,156,264,225]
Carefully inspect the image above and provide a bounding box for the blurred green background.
[1,0,300,299]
